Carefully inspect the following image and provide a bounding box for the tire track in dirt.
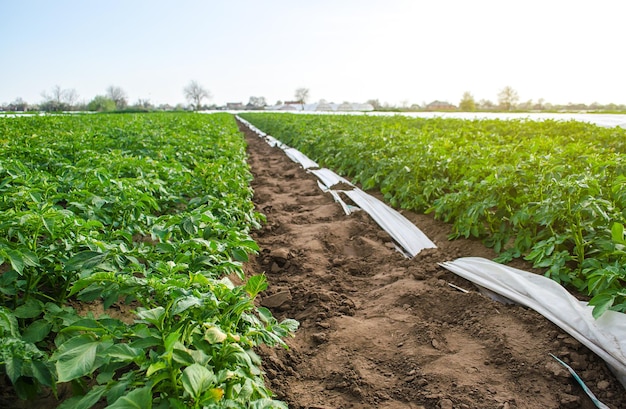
[238,120,624,409]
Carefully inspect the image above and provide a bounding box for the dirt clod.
[270,247,291,261]
[260,290,292,308]
[439,398,454,409]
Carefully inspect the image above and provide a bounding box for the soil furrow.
[239,120,624,409]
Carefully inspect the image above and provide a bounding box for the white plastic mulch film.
[283,148,319,170]
[439,257,626,390]
[343,189,436,257]
[308,168,354,189]
[265,135,283,148]
[316,180,358,216]
[239,116,626,394]
[239,116,626,395]
[236,116,437,258]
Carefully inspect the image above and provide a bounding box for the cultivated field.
[1,112,624,408]
[0,113,296,408]
[237,118,624,408]
[240,113,626,318]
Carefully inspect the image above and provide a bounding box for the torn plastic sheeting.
[283,147,319,169]
[439,257,626,390]
[264,135,284,148]
[309,168,354,189]
[343,188,436,257]
[316,181,358,215]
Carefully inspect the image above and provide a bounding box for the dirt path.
[238,120,623,409]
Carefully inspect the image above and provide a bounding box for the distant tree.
[498,86,519,111]
[183,80,211,111]
[294,87,310,107]
[41,85,78,111]
[157,103,173,111]
[565,102,588,111]
[106,85,128,109]
[532,98,545,111]
[518,99,534,111]
[247,96,267,109]
[87,95,116,112]
[8,97,29,111]
[366,99,382,110]
[275,100,283,106]
[478,99,496,110]
[135,98,153,110]
[459,92,476,111]
[64,89,79,108]
[44,85,64,105]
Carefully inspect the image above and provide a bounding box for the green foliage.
[241,112,626,316]
[0,113,297,407]
[87,96,117,112]
[0,306,55,399]
[459,92,476,112]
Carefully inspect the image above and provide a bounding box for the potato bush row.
[241,112,626,317]
[0,113,296,408]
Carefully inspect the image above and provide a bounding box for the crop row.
[240,112,626,317]
[0,113,297,408]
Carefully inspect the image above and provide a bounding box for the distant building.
[336,102,353,111]
[226,102,245,110]
[277,104,298,111]
[267,102,374,112]
[354,103,374,111]
[245,103,266,110]
[426,101,457,111]
[315,102,333,111]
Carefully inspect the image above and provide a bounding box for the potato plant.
[0,113,297,407]
[241,112,626,317]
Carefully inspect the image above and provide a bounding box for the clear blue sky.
[1,0,625,107]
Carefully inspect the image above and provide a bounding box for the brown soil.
[239,120,625,409]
